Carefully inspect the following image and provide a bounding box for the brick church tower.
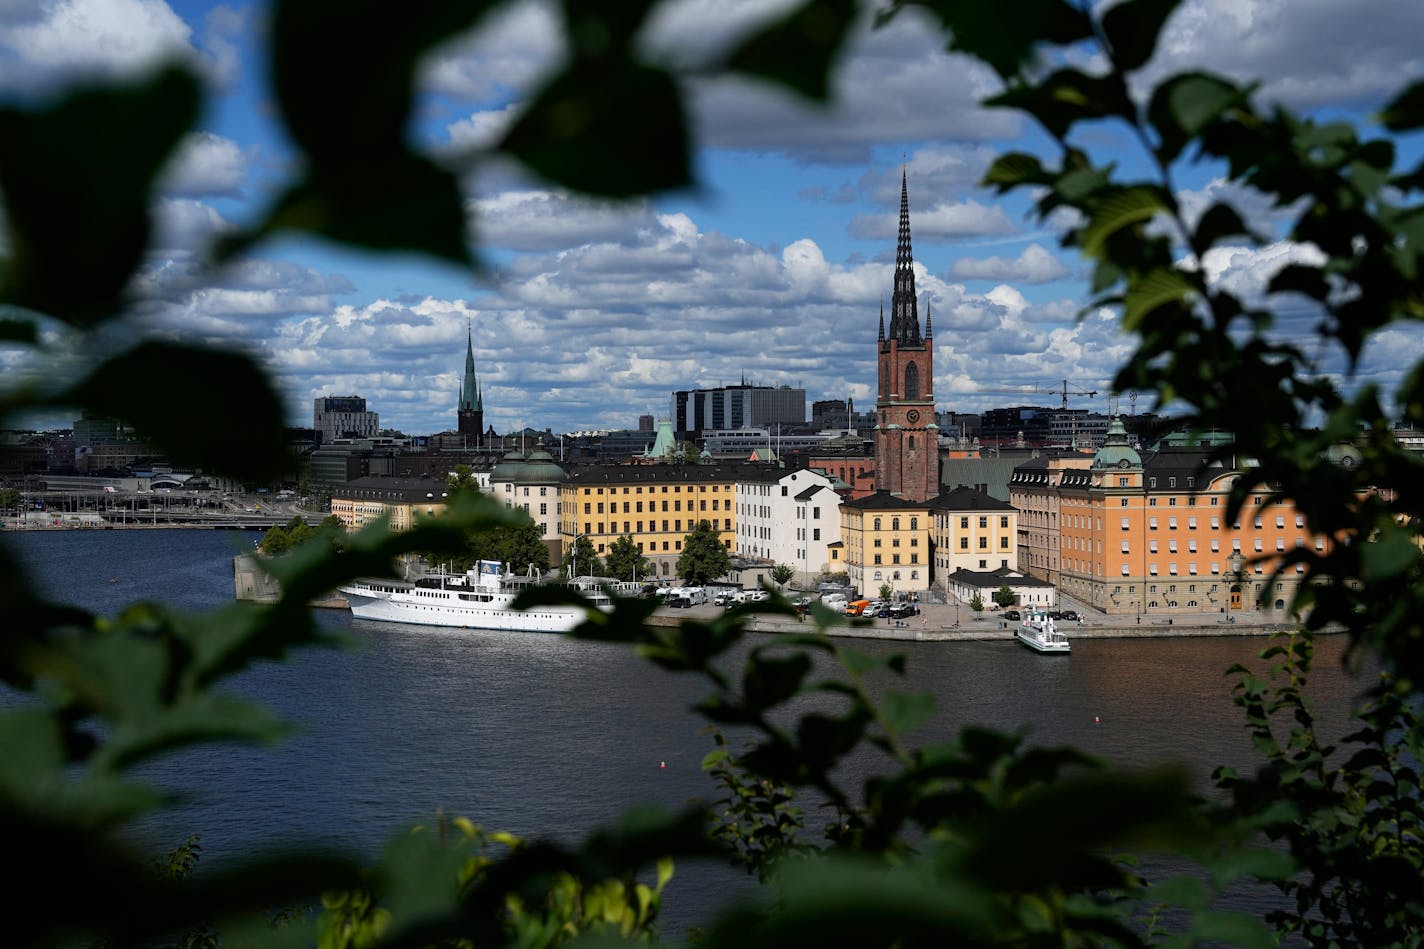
[874,170,938,501]
[457,322,484,443]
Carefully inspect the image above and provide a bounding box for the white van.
[677,587,707,606]
[821,593,847,612]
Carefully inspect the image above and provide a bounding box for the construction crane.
[966,379,1099,409]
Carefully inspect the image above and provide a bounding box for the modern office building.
[671,383,805,439]
[313,396,378,445]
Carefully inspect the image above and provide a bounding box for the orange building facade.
[1010,419,1329,616]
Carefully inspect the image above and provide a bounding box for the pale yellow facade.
[840,492,931,597]
[559,465,752,579]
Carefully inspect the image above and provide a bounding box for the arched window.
[873,517,882,530]
[910,517,918,530]
[892,517,900,531]
[874,571,883,580]
[904,362,919,401]
[908,435,915,450]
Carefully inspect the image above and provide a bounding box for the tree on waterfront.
[260,514,344,557]
[969,592,984,613]
[443,510,549,575]
[0,487,20,513]
[4,0,1424,945]
[677,520,729,586]
[447,464,479,497]
[605,535,651,582]
[770,563,794,590]
[567,533,603,577]
[993,584,1015,608]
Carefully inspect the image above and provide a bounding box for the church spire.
[459,321,481,413]
[887,167,922,346]
[877,299,885,341]
[924,300,933,339]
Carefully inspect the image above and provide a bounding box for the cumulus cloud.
[0,0,197,91]
[950,244,1071,284]
[1148,0,1424,108]
[850,198,1017,242]
[472,191,664,253]
[159,132,247,198]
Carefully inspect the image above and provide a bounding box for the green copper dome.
[1091,415,1141,469]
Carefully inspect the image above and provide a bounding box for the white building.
[486,448,564,566]
[734,467,842,585]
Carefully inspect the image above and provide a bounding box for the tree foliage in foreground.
[1,0,1422,945]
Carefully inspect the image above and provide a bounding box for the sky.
[2,0,1422,437]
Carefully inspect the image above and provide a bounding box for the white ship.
[339,560,613,633]
[1016,609,1071,654]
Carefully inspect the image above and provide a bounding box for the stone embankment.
[233,554,348,609]
[649,600,1302,642]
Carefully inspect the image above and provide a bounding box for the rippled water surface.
[6,529,1370,936]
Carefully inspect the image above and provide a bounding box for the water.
[4,529,1372,936]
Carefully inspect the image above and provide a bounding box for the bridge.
[6,490,328,531]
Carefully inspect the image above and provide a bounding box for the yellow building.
[929,486,1018,579]
[559,464,755,579]
[840,490,931,597]
[329,475,450,531]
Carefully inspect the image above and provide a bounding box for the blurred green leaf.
[1194,201,1253,250]
[1101,0,1182,72]
[59,341,290,482]
[881,689,935,736]
[1148,72,1246,163]
[1188,908,1278,948]
[887,0,1092,80]
[1123,267,1197,328]
[1079,185,1171,257]
[725,0,857,100]
[0,65,199,326]
[991,68,1136,138]
[1381,79,1424,131]
[502,62,692,196]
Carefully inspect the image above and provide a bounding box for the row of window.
[581,519,732,535]
[582,484,724,494]
[587,498,723,514]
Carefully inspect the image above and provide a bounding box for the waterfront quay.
[654,599,1303,643]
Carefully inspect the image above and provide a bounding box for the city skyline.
[2,0,1421,436]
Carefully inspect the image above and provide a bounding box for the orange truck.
[845,599,871,616]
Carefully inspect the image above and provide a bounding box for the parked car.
[743,590,770,602]
[1003,609,1021,621]
[712,592,736,607]
[1060,609,1079,621]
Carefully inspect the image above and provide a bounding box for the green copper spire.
[459,322,482,413]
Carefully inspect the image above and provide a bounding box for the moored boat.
[339,559,611,633]
[1016,609,1071,654]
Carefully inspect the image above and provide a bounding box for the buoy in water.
[659,760,666,769]
[1094,716,1101,724]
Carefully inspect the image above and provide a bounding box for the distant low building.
[329,475,451,532]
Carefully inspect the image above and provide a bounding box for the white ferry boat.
[339,560,613,633]
[1016,609,1071,654]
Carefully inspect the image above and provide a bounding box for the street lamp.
[1228,549,1244,612]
